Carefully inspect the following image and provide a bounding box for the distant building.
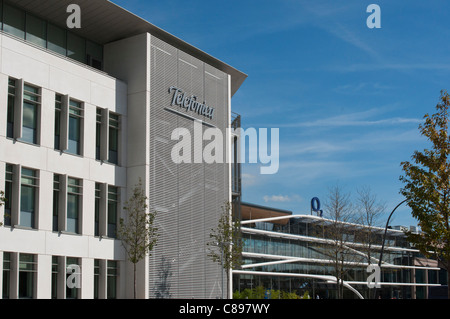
[234,202,447,299]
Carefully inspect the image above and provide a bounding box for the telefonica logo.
[169,86,215,120]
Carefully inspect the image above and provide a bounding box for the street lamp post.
[375,199,408,298]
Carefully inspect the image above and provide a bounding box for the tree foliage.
[207,201,243,285]
[322,184,360,299]
[233,286,302,299]
[117,179,158,298]
[400,90,450,297]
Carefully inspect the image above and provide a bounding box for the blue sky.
[111,0,450,227]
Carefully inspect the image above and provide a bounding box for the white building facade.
[0,0,246,299]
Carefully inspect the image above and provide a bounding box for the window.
[67,178,82,234]
[53,174,61,232]
[4,164,12,226]
[67,31,85,63]
[7,78,15,138]
[54,94,62,150]
[96,108,120,165]
[2,252,11,299]
[107,261,118,299]
[96,109,102,160]
[22,84,40,144]
[109,113,120,165]
[1,2,103,69]
[18,254,36,299]
[5,78,41,144]
[107,186,119,238]
[95,183,101,237]
[66,257,80,299]
[20,167,38,229]
[3,3,25,39]
[87,40,103,70]
[94,259,100,299]
[25,13,46,48]
[51,256,59,299]
[47,23,67,56]
[68,100,83,155]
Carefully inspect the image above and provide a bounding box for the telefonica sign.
[169,86,215,120]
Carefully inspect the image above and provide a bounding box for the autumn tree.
[117,180,158,299]
[322,184,362,299]
[355,186,385,299]
[400,90,450,299]
[207,201,243,299]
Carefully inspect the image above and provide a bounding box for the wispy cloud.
[333,82,394,95]
[263,194,302,203]
[276,108,421,128]
[330,63,450,73]
[324,23,381,59]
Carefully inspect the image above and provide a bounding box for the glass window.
[47,23,66,56]
[2,252,11,299]
[18,254,36,299]
[7,78,16,138]
[3,3,25,39]
[25,13,47,48]
[53,174,60,232]
[22,84,40,144]
[68,100,83,155]
[66,257,79,299]
[107,261,118,299]
[2,3,103,70]
[67,31,85,63]
[96,109,101,160]
[109,113,119,164]
[4,164,13,227]
[107,186,119,238]
[94,259,100,299]
[51,256,59,299]
[67,177,81,234]
[87,40,103,70]
[54,94,62,150]
[20,167,38,228]
[95,183,100,237]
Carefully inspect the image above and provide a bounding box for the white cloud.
[263,194,302,203]
[275,107,422,129]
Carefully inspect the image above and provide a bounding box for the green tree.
[207,201,243,298]
[400,90,450,299]
[117,180,158,299]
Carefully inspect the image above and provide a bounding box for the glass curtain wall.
[1,1,103,70]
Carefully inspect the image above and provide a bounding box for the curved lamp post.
[374,199,408,298]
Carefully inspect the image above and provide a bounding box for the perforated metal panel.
[148,36,230,299]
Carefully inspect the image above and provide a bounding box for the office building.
[234,202,447,299]
[0,0,246,299]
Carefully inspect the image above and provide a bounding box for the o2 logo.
[311,197,323,217]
